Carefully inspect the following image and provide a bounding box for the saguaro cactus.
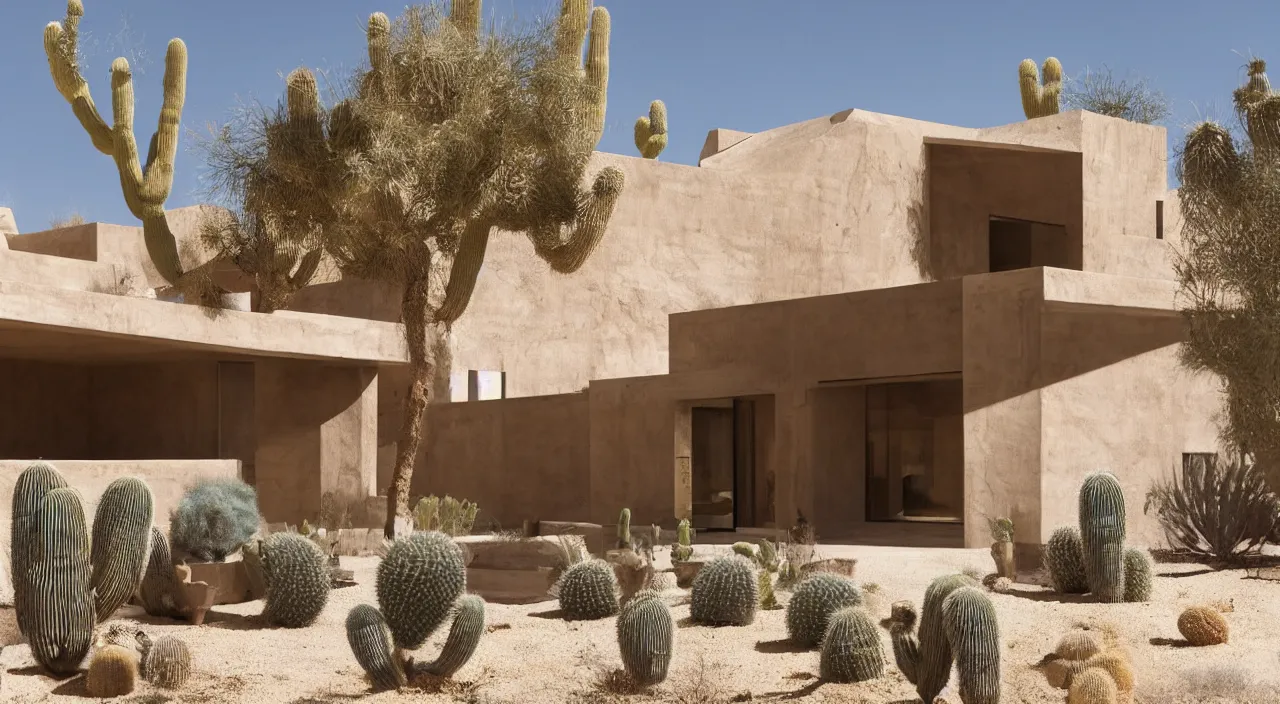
[43,0,203,294]
[1079,472,1127,602]
[634,99,668,159]
[1019,57,1063,119]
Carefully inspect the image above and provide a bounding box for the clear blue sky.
[0,0,1272,231]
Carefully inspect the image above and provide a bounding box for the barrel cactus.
[942,586,1001,704]
[26,486,96,674]
[819,607,884,683]
[139,633,192,689]
[557,559,620,620]
[1079,472,1127,602]
[420,594,485,677]
[90,477,155,621]
[690,554,758,626]
[347,531,482,690]
[169,478,261,561]
[10,461,68,636]
[1045,526,1089,594]
[1121,547,1153,602]
[786,572,863,647]
[616,589,674,685]
[1068,667,1118,704]
[260,532,331,628]
[86,644,139,697]
[1178,605,1229,645]
[138,527,184,618]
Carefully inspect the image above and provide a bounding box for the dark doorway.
[988,216,1070,272]
[690,397,773,531]
[692,405,734,530]
[864,378,963,523]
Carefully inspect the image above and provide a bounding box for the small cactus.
[138,527,184,618]
[756,539,779,571]
[617,508,633,550]
[86,644,139,697]
[1079,471,1127,602]
[634,99,668,159]
[690,555,758,626]
[884,601,921,685]
[1068,667,1118,704]
[10,461,69,636]
[1043,630,1102,689]
[376,531,466,649]
[731,541,756,559]
[1122,547,1153,602]
[1019,57,1063,119]
[1045,526,1089,594]
[758,569,781,610]
[942,586,1001,704]
[819,607,884,683]
[89,477,155,622]
[169,478,261,562]
[672,518,693,562]
[786,573,863,648]
[557,559,620,621]
[1178,605,1229,646]
[139,633,193,689]
[260,532,331,628]
[346,604,406,690]
[616,589,674,685]
[419,594,485,677]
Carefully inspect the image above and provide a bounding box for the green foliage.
[690,555,757,626]
[1122,548,1154,603]
[169,478,260,562]
[819,607,884,683]
[1144,453,1279,561]
[1045,526,1089,594]
[261,533,331,628]
[616,589,674,685]
[556,559,619,621]
[1079,472,1127,602]
[786,573,863,648]
[412,495,479,537]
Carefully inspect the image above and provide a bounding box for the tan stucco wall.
[0,459,241,535]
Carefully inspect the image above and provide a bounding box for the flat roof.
[0,280,408,364]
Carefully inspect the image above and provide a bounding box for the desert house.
[0,108,1220,564]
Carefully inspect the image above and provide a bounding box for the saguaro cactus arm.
[44,0,189,286]
[1019,57,1063,119]
[635,100,668,159]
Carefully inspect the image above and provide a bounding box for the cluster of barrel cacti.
[1044,471,1155,603]
[884,573,1001,704]
[1038,628,1134,703]
[345,531,485,690]
[9,461,157,674]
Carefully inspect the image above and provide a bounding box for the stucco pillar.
[775,386,810,533]
[254,360,378,524]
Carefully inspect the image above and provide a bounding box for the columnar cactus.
[942,586,1001,704]
[11,461,68,636]
[690,555,758,626]
[1122,547,1153,602]
[617,508,632,550]
[756,539,779,571]
[347,531,483,690]
[139,633,193,689]
[616,589,674,685]
[27,487,96,674]
[260,532,331,628]
[420,594,485,677]
[557,559,620,620]
[90,477,155,621]
[672,518,693,562]
[86,644,139,697]
[634,99,668,159]
[1079,472,1127,602]
[1045,527,1089,594]
[138,527,183,618]
[786,573,863,647]
[731,541,756,559]
[1019,57,1063,119]
[758,569,780,610]
[885,574,981,703]
[819,607,884,683]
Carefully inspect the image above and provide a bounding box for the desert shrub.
[1063,65,1170,124]
[1144,453,1279,561]
[169,478,261,562]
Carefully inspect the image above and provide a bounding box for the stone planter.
[458,535,568,604]
[672,560,704,588]
[174,566,219,626]
[799,558,857,578]
[991,541,1015,579]
[185,561,254,605]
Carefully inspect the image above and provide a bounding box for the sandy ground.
[2,543,1279,704]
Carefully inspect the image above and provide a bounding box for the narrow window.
[1156,200,1164,240]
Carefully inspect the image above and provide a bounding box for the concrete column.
[254,360,378,524]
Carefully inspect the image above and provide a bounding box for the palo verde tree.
[43,0,222,304]
[1177,57,1280,490]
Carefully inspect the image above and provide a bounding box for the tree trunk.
[384,279,434,539]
